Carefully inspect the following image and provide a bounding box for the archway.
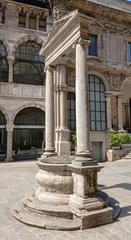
[0,111,7,160]
[13,107,45,160]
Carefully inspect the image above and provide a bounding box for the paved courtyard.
[0,159,131,240]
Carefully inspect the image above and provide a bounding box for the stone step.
[23,196,73,219]
[11,201,81,231]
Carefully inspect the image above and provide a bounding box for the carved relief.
[67,68,75,87]
[53,2,69,22]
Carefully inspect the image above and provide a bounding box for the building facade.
[0,0,131,161]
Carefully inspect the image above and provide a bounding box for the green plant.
[109,133,131,148]
[70,132,76,150]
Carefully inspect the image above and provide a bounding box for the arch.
[0,37,10,56]
[0,110,7,125]
[12,35,44,56]
[12,103,45,123]
[121,76,131,92]
[88,71,110,91]
[14,107,45,126]
[0,108,9,124]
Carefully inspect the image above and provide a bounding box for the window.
[128,42,131,62]
[67,92,76,131]
[14,41,45,85]
[0,41,8,82]
[89,75,106,131]
[39,14,46,31]
[19,10,26,28]
[88,35,98,56]
[14,107,45,126]
[29,13,36,30]
[0,4,5,24]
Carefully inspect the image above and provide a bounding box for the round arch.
[88,71,110,91]
[0,37,10,56]
[13,106,45,157]
[12,103,45,123]
[12,35,44,56]
[120,76,131,92]
[0,108,9,124]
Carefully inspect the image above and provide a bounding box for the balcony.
[0,82,45,99]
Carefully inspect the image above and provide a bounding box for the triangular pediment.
[41,10,93,66]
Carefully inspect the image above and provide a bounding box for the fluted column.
[5,123,14,162]
[106,93,113,132]
[75,38,92,164]
[44,66,55,154]
[7,56,15,83]
[118,94,124,132]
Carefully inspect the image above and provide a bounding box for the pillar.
[118,94,124,132]
[7,56,15,83]
[5,123,14,162]
[26,11,29,28]
[75,38,92,164]
[44,66,55,154]
[106,93,113,132]
[55,65,70,155]
[36,14,40,30]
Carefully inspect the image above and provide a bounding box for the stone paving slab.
[0,159,131,240]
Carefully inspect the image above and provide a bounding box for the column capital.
[6,123,14,132]
[76,37,90,46]
[7,56,15,65]
[45,65,55,72]
[117,93,123,98]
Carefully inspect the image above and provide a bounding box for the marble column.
[118,94,124,132]
[5,123,14,162]
[75,38,92,164]
[57,65,70,155]
[44,66,55,154]
[7,56,15,83]
[106,93,113,132]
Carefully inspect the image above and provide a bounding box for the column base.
[118,129,127,133]
[5,157,14,162]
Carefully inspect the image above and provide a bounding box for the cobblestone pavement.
[0,159,131,240]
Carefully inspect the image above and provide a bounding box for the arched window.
[89,75,107,131]
[0,41,8,82]
[14,107,45,126]
[14,41,45,85]
[13,107,45,151]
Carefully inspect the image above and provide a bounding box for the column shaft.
[106,93,113,131]
[45,66,55,153]
[5,124,14,162]
[118,95,124,131]
[75,39,90,156]
[7,56,15,83]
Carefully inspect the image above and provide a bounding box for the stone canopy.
[40,10,93,67]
